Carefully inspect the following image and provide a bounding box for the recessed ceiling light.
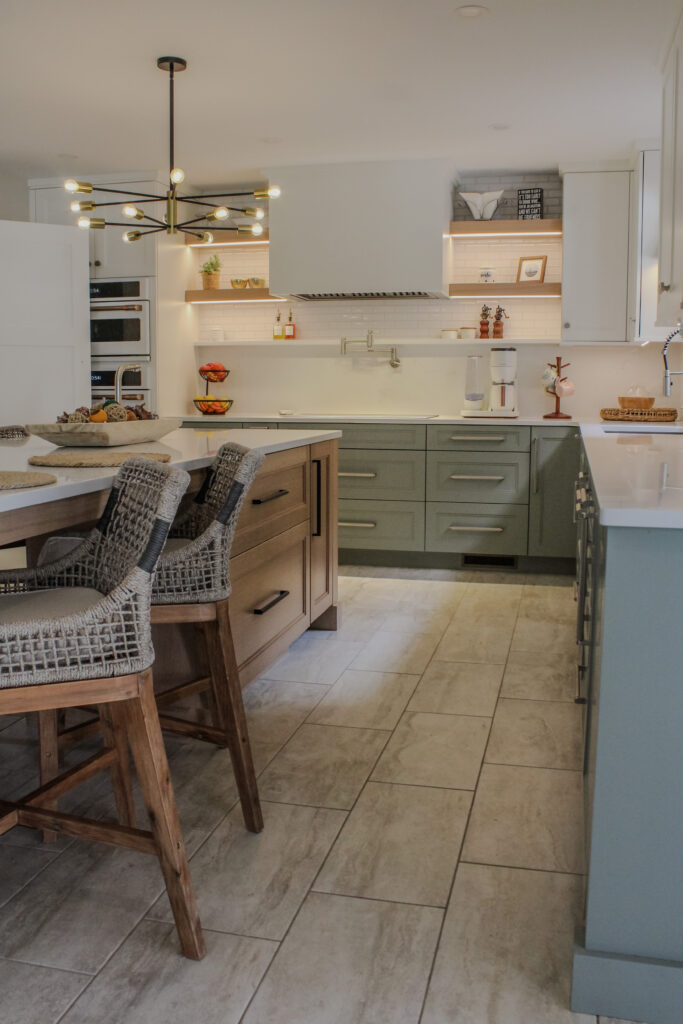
[489,123,510,131]
[456,5,489,17]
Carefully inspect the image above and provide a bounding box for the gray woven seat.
[0,457,190,688]
[152,441,264,604]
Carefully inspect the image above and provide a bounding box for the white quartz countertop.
[0,428,341,515]
[580,424,683,528]
[181,413,579,426]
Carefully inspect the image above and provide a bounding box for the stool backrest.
[172,442,264,542]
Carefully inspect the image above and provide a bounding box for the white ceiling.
[0,0,680,186]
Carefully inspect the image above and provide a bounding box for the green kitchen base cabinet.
[426,450,529,505]
[528,426,580,558]
[338,449,426,502]
[338,499,425,551]
[426,502,528,555]
[284,423,426,449]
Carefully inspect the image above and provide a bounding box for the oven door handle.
[90,304,144,313]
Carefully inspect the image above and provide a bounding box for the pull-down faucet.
[662,324,683,396]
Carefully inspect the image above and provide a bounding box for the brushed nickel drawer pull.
[447,525,504,533]
[338,471,377,479]
[449,474,505,482]
[339,521,377,528]
[252,488,289,505]
[449,435,506,442]
[253,589,290,615]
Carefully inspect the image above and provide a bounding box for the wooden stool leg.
[98,704,136,827]
[38,709,59,843]
[204,602,263,833]
[120,670,205,960]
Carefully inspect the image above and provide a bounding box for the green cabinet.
[427,424,531,452]
[426,450,529,505]
[337,449,426,501]
[426,502,529,555]
[338,499,425,551]
[528,426,580,558]
[283,422,426,449]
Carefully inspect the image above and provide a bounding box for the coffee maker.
[461,347,518,418]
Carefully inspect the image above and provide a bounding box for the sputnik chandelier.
[64,56,280,244]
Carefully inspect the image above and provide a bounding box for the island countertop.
[0,428,341,515]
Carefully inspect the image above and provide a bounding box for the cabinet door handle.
[449,435,506,442]
[312,459,322,537]
[659,281,671,293]
[531,436,540,494]
[339,521,376,528]
[338,471,377,478]
[447,525,503,533]
[253,589,289,615]
[449,474,505,482]
[252,488,289,505]
[575,664,587,704]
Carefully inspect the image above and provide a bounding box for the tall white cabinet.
[658,16,683,327]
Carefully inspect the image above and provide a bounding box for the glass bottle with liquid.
[273,309,284,340]
[284,309,296,339]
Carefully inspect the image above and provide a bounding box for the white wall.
[0,170,28,221]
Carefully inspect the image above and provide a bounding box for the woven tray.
[600,407,678,422]
[28,451,171,468]
[0,470,57,490]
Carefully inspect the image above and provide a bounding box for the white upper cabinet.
[562,170,631,342]
[657,23,683,327]
[629,150,670,343]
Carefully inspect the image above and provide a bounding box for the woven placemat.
[28,451,171,468]
[601,407,678,422]
[0,470,57,490]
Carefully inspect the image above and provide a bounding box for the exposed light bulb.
[71,200,95,212]
[243,207,265,220]
[122,205,144,220]
[170,167,185,184]
[65,180,93,194]
[251,223,264,236]
[206,206,229,222]
[253,185,281,200]
[123,230,142,243]
[267,186,281,198]
[77,216,90,229]
[200,231,214,244]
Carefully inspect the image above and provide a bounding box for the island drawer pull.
[449,474,505,482]
[253,590,290,615]
[447,525,504,533]
[449,435,506,442]
[252,488,290,505]
[339,521,376,528]
[338,471,377,478]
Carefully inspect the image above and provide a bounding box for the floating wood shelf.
[184,230,270,247]
[448,282,562,298]
[447,218,562,237]
[185,288,282,303]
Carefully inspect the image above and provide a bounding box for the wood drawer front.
[426,502,528,555]
[428,424,531,452]
[230,520,309,669]
[337,449,425,501]
[232,446,310,556]
[427,451,530,505]
[283,423,426,450]
[338,499,425,551]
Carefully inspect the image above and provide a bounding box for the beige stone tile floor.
[0,569,640,1023]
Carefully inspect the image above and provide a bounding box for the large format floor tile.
[262,633,363,684]
[462,763,584,874]
[501,649,576,702]
[0,958,89,1024]
[0,845,59,907]
[62,920,276,1024]
[307,669,420,730]
[258,723,390,809]
[486,698,583,770]
[421,863,593,1024]
[241,892,443,1024]
[408,661,503,717]
[149,800,345,940]
[435,621,516,665]
[243,677,329,773]
[372,712,490,790]
[350,629,440,674]
[314,781,471,906]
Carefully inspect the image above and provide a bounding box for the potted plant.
[199,254,221,290]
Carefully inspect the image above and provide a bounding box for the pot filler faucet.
[340,330,401,368]
[662,323,683,396]
[114,363,142,405]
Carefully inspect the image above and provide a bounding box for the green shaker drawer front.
[339,500,425,551]
[282,423,426,450]
[428,424,531,452]
[338,449,426,501]
[427,451,530,505]
[426,502,528,555]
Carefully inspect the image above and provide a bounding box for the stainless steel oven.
[90,279,152,357]
[90,358,154,407]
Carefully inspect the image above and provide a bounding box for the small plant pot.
[202,272,220,290]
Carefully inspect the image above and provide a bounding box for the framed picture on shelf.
[516,255,547,283]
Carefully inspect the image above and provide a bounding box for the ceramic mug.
[555,379,575,398]
[459,327,477,340]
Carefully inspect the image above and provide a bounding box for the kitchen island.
[0,428,341,685]
[570,425,683,1024]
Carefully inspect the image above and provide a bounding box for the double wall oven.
[90,278,155,407]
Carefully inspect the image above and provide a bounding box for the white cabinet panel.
[630,151,670,343]
[658,39,681,326]
[562,171,631,342]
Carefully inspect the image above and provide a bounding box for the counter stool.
[0,458,205,960]
[151,442,265,833]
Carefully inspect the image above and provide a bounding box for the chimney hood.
[267,159,452,300]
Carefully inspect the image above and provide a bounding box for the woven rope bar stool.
[151,441,266,833]
[0,457,205,960]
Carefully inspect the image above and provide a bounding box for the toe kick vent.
[462,554,517,568]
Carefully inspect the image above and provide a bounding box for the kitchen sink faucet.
[662,324,683,397]
[340,330,400,368]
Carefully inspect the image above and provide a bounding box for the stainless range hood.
[267,159,452,300]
